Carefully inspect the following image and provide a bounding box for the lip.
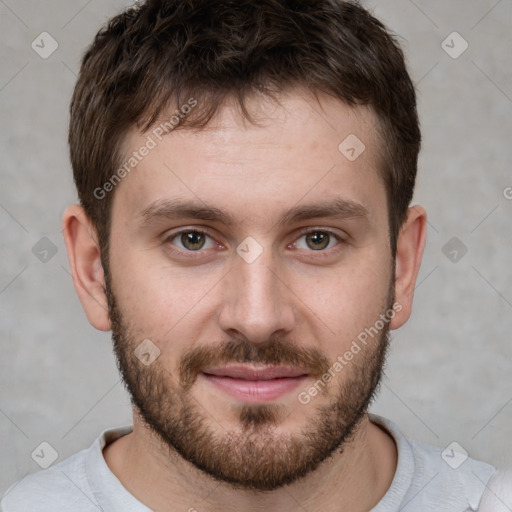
[202,365,309,381]
[200,365,309,403]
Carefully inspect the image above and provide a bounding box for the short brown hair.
[69,0,420,260]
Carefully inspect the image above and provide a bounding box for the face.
[105,90,395,491]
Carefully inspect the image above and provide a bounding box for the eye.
[169,230,217,251]
[294,231,340,251]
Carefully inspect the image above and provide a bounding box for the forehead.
[113,89,386,226]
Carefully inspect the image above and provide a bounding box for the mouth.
[200,365,310,403]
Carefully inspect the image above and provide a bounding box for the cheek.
[290,256,392,348]
[108,239,225,345]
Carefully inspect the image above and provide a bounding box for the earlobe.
[390,205,427,330]
[62,205,111,331]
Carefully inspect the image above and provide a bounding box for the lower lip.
[200,373,309,403]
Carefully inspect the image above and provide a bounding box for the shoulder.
[370,414,497,511]
[407,436,496,506]
[478,470,512,511]
[1,448,95,512]
[1,426,132,512]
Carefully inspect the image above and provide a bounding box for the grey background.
[1,0,511,496]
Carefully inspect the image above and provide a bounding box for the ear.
[62,204,111,331]
[390,205,427,330]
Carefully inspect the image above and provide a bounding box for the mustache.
[179,336,332,390]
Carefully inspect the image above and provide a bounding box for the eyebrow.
[138,198,369,227]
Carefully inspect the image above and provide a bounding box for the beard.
[105,273,392,492]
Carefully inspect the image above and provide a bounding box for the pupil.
[306,232,329,250]
[182,232,205,250]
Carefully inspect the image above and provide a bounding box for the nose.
[217,246,295,344]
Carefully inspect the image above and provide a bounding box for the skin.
[63,89,427,512]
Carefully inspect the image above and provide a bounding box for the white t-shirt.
[1,414,496,511]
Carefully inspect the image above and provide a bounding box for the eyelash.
[163,227,345,258]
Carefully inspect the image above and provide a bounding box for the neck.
[103,412,397,512]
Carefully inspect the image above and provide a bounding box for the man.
[0,0,498,510]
